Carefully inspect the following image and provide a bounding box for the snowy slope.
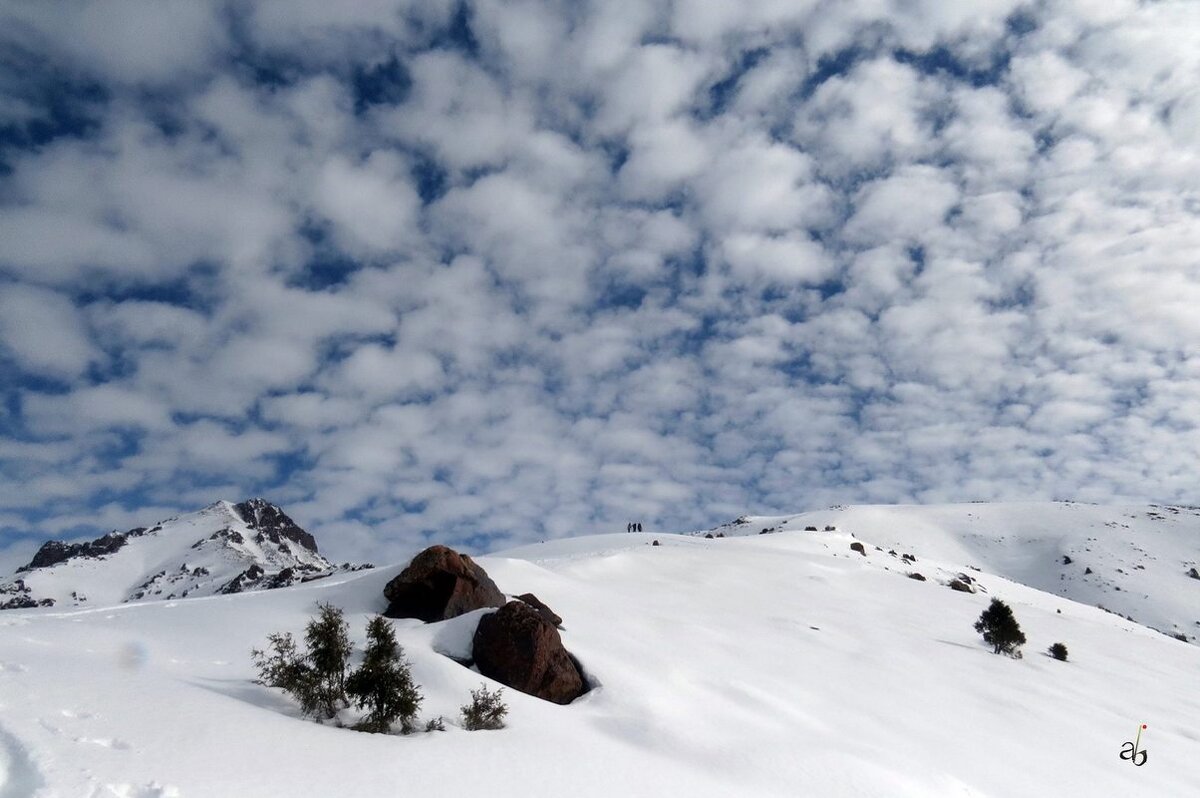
[706,502,1200,644]
[0,499,367,611]
[1,512,1198,797]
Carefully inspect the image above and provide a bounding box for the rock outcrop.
[383,545,505,622]
[19,529,147,573]
[234,498,319,554]
[472,600,587,704]
[515,593,563,627]
[949,577,976,593]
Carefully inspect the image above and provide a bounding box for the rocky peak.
[2,499,368,611]
[231,498,319,554]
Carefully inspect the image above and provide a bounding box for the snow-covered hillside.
[1,504,1197,796]
[705,502,1200,644]
[0,499,368,611]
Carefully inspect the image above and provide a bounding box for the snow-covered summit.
[0,498,370,610]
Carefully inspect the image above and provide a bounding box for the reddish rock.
[472,601,587,704]
[515,593,563,627]
[383,545,505,622]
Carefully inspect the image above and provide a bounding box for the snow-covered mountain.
[0,499,370,610]
[0,502,1197,797]
[704,501,1200,644]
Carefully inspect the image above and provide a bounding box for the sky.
[1,0,1199,569]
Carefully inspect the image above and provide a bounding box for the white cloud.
[844,166,960,246]
[721,232,835,285]
[696,138,834,234]
[794,58,941,175]
[3,0,1200,565]
[0,0,228,86]
[0,284,99,379]
[313,153,422,255]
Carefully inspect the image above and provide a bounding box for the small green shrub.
[252,631,309,692]
[461,683,508,731]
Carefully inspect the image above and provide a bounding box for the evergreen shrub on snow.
[346,615,422,733]
[973,598,1027,657]
[461,683,508,730]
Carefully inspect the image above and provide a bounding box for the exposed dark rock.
[901,553,917,563]
[472,600,587,704]
[948,578,975,593]
[0,595,54,610]
[804,526,818,531]
[382,545,505,622]
[824,525,836,531]
[1085,567,1093,575]
[1188,567,1200,580]
[207,528,245,546]
[1062,555,1073,565]
[651,540,660,546]
[263,568,296,589]
[19,531,130,572]
[1,578,50,609]
[233,499,318,553]
[218,563,266,595]
[704,533,714,539]
[908,573,926,581]
[300,572,333,583]
[850,542,866,556]
[515,593,563,627]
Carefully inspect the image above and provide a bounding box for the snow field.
[1,507,1198,796]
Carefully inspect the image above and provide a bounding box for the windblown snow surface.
[1,502,1198,796]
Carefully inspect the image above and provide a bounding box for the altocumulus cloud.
[1,0,1199,567]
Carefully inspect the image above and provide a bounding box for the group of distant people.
[626,522,643,533]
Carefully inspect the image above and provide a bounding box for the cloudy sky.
[1,0,1198,568]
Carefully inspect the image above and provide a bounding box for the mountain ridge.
[0,498,370,610]
[699,500,1200,644]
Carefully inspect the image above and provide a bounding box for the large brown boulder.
[515,593,563,627]
[383,545,505,622]
[473,600,587,704]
